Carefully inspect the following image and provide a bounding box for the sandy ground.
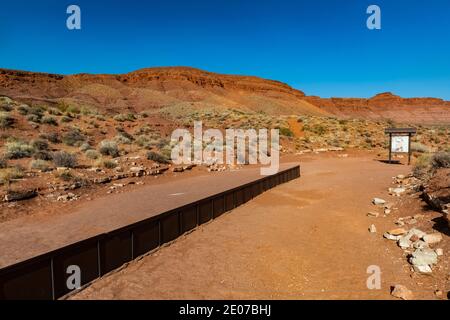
[70,154,447,300]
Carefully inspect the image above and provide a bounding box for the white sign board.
[391,135,409,153]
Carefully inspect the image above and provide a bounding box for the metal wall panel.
[0,259,53,300]
[199,201,213,225]
[133,220,160,258]
[181,205,198,233]
[100,231,133,275]
[235,188,244,206]
[161,212,180,244]
[213,196,225,218]
[224,192,235,211]
[53,239,99,298]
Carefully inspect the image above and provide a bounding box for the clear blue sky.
[0,0,449,99]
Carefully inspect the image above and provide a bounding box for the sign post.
[385,128,417,165]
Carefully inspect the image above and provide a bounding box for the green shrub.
[99,140,119,157]
[0,112,15,129]
[279,127,294,137]
[39,132,61,144]
[33,150,53,161]
[101,159,117,169]
[0,156,7,169]
[41,116,58,126]
[0,167,24,185]
[62,128,86,146]
[85,149,100,160]
[79,143,92,152]
[4,141,34,159]
[31,139,49,151]
[147,151,170,164]
[431,152,450,169]
[52,151,78,168]
[60,116,73,123]
[26,114,42,123]
[30,160,51,172]
[411,142,430,153]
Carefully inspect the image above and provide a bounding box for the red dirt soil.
[70,153,449,300]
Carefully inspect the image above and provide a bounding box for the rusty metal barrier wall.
[0,165,300,300]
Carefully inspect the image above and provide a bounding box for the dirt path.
[72,154,439,300]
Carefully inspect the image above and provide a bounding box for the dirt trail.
[72,155,434,300]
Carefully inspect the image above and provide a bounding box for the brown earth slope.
[1,67,449,124]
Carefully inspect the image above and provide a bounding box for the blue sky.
[0,0,449,99]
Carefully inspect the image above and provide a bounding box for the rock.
[172,166,184,173]
[183,164,196,171]
[384,209,392,215]
[398,237,413,249]
[328,147,344,152]
[384,233,402,241]
[410,248,438,266]
[413,265,433,274]
[57,193,78,202]
[373,198,386,205]
[396,174,406,180]
[384,203,394,209]
[434,290,443,298]
[369,224,377,233]
[387,228,407,236]
[423,233,443,245]
[129,166,146,177]
[412,240,428,250]
[395,220,405,226]
[4,189,38,202]
[407,218,418,225]
[57,167,69,172]
[367,212,379,218]
[389,187,406,196]
[435,248,443,256]
[391,285,413,300]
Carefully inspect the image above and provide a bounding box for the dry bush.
[99,140,119,157]
[52,151,78,168]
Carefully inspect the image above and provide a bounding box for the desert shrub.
[98,140,119,157]
[31,139,49,151]
[39,132,61,144]
[17,104,31,115]
[101,159,117,169]
[30,160,51,172]
[279,127,294,137]
[114,134,133,145]
[85,149,100,160]
[0,112,15,129]
[114,113,136,122]
[29,106,45,117]
[411,142,430,153]
[57,170,74,182]
[431,152,450,169]
[79,143,92,152]
[0,167,24,185]
[62,128,86,146]
[0,103,13,112]
[66,105,80,114]
[147,151,170,164]
[47,108,62,116]
[61,115,73,123]
[135,135,152,149]
[26,114,42,123]
[413,154,431,178]
[52,151,77,168]
[0,156,7,169]
[41,116,58,126]
[33,150,53,161]
[4,141,34,159]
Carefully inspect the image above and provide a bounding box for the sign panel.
[391,135,409,153]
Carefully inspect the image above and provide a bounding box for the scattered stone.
[395,220,405,226]
[369,224,377,233]
[172,166,184,173]
[396,174,406,180]
[56,167,69,172]
[387,228,407,236]
[435,248,443,256]
[423,233,443,245]
[413,265,433,274]
[57,193,78,202]
[384,209,392,215]
[391,285,413,300]
[384,233,402,241]
[389,187,406,196]
[373,198,386,205]
[410,248,438,267]
[434,290,443,298]
[412,240,428,250]
[367,212,379,218]
[407,218,418,225]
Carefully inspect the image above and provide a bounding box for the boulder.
[369,224,377,233]
[373,198,386,205]
[423,233,443,245]
[4,189,38,202]
[409,248,438,266]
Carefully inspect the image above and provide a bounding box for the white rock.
[369,224,377,233]
[373,198,386,205]
[413,265,433,274]
[423,233,443,245]
[412,240,428,250]
[391,285,413,300]
[410,248,438,266]
[435,248,443,256]
[384,233,402,241]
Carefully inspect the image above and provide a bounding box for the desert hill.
[1,67,449,124]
